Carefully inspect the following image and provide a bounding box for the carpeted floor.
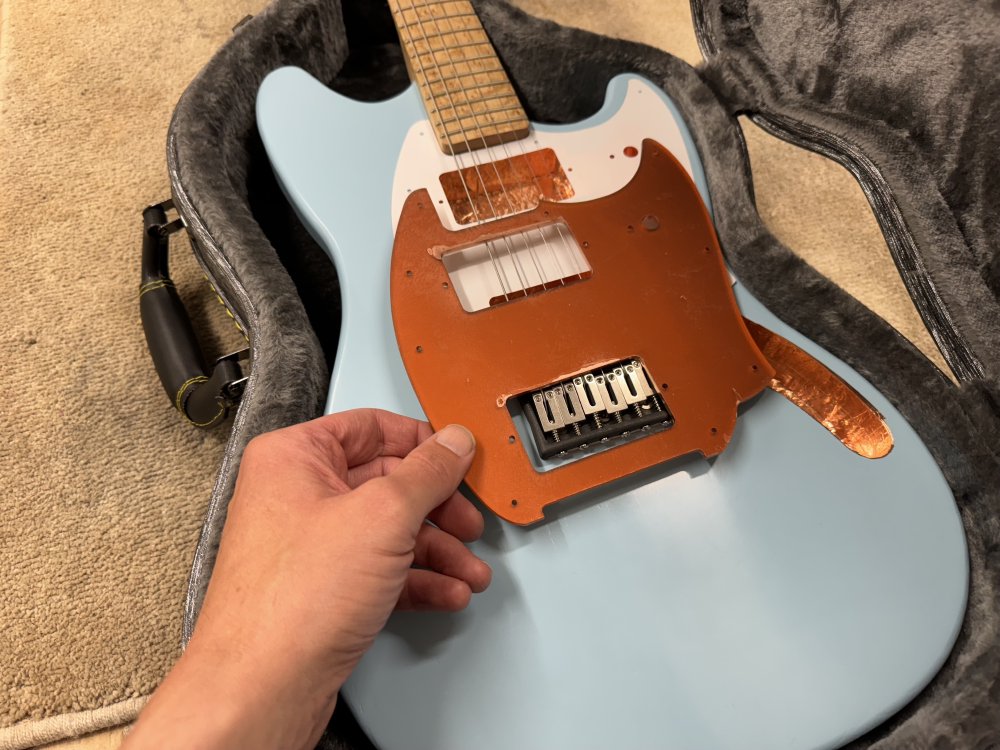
[0,0,261,747]
[0,0,948,748]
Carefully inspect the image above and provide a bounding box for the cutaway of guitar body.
[391,139,775,523]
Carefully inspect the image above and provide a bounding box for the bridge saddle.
[522,358,673,459]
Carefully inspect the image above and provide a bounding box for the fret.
[431,106,527,134]
[437,109,528,129]
[422,66,508,86]
[423,83,521,114]
[409,50,497,68]
[405,35,491,49]
[417,25,487,39]
[403,31,487,51]
[444,114,527,138]
[424,80,519,109]
[405,0,477,14]
[403,40,493,57]
[425,90,521,110]
[393,10,479,31]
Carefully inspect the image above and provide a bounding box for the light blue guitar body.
[257,67,967,750]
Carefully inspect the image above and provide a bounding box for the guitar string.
[400,0,541,297]
[390,0,513,299]
[403,1,596,419]
[428,0,584,285]
[397,0,585,300]
[402,3,560,296]
[427,4,563,291]
[443,8,584,282]
[396,0,534,297]
[500,130,585,281]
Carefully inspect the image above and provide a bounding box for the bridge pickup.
[520,358,674,459]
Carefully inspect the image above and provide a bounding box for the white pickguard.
[391,79,707,311]
[391,78,695,231]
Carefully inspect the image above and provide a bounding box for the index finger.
[305,408,435,468]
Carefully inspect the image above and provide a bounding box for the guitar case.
[158,0,1000,746]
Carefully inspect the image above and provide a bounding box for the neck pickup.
[439,220,592,312]
[440,147,575,225]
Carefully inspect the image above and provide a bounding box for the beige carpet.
[0,0,947,748]
[0,0,261,747]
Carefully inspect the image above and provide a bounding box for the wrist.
[189,633,341,749]
[126,638,341,750]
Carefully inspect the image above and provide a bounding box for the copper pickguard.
[391,139,774,524]
[743,317,894,459]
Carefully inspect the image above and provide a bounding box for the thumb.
[377,424,476,524]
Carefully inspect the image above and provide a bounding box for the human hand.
[124,409,490,750]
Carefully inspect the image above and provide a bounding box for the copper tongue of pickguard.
[391,139,775,525]
[743,318,893,459]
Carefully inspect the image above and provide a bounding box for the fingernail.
[435,424,475,456]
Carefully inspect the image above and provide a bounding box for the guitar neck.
[388,0,530,155]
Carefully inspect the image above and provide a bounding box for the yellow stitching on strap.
[184,404,226,428]
[175,375,226,427]
[139,279,174,291]
[174,375,208,413]
[138,282,166,298]
[138,280,174,298]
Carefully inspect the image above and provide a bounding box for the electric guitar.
[256,2,967,747]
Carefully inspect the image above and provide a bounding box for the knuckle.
[240,433,272,466]
[243,430,287,461]
[238,431,293,478]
